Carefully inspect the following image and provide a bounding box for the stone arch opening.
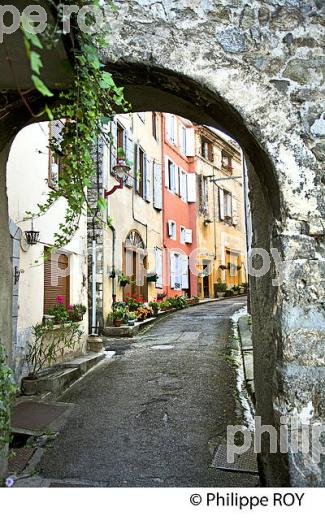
[1,58,320,487]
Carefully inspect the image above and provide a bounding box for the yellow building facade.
[102,112,164,320]
[195,126,247,298]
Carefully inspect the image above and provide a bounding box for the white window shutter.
[185,228,193,244]
[170,162,176,192]
[219,188,225,220]
[187,173,196,202]
[180,171,186,200]
[135,144,140,192]
[168,220,173,237]
[185,127,195,156]
[165,156,170,188]
[110,119,118,176]
[145,156,152,202]
[232,198,238,224]
[181,255,189,289]
[175,167,180,195]
[155,248,163,288]
[170,252,176,288]
[125,131,134,187]
[167,114,175,143]
[153,162,162,210]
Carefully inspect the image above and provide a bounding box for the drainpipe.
[91,237,97,334]
[108,222,117,305]
[212,165,217,261]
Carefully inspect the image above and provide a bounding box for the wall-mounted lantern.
[24,221,40,245]
[104,158,131,198]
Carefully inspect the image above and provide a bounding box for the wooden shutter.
[170,252,176,289]
[110,119,117,176]
[219,188,225,220]
[44,251,70,314]
[145,156,152,202]
[187,173,196,202]
[135,144,140,192]
[232,198,239,225]
[185,228,193,244]
[185,127,195,156]
[181,255,189,289]
[155,248,163,288]
[125,131,134,187]
[153,162,162,210]
[165,157,170,188]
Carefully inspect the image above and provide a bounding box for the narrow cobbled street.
[37,297,258,487]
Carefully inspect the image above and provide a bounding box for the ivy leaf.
[30,51,43,75]
[97,196,107,211]
[45,105,54,121]
[22,21,43,49]
[100,71,116,89]
[31,75,54,97]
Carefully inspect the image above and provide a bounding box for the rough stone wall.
[0,0,323,487]
[103,0,325,486]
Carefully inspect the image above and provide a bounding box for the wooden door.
[44,250,70,313]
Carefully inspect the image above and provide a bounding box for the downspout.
[108,222,117,305]
[212,165,217,261]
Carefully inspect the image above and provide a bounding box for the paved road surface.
[39,297,258,487]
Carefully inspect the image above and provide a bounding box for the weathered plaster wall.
[102,0,325,486]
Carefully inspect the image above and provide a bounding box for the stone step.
[60,352,105,375]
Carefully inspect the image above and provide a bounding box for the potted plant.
[127,312,137,326]
[67,303,87,322]
[159,300,171,311]
[22,320,82,395]
[215,282,227,297]
[118,273,130,287]
[146,272,159,283]
[108,308,125,327]
[149,301,160,316]
[47,295,69,324]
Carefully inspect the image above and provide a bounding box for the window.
[201,138,214,162]
[168,220,176,240]
[48,121,64,188]
[152,112,159,141]
[166,158,178,193]
[200,175,209,213]
[219,188,232,223]
[221,150,233,172]
[180,226,186,244]
[180,226,192,244]
[44,249,70,314]
[136,147,145,198]
[117,122,125,152]
[170,253,189,290]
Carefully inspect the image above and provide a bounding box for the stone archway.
[0,1,324,487]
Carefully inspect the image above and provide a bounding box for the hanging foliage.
[22,0,130,249]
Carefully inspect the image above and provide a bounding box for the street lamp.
[104,158,130,198]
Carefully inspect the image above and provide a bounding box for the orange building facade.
[161,114,198,297]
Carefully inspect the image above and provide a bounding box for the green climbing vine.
[0,342,17,454]
[22,0,130,250]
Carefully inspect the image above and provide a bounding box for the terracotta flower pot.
[113,319,124,327]
[21,376,38,396]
